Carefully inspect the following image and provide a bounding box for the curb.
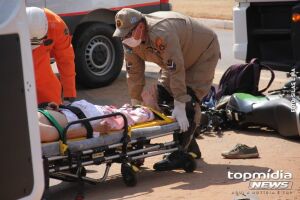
[197,18,233,30]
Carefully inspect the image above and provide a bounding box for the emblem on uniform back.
[116,19,123,28]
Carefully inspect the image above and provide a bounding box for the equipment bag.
[216,58,275,100]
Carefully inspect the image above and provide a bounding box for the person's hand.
[172,100,189,132]
[131,99,141,106]
[93,121,111,133]
[46,102,59,111]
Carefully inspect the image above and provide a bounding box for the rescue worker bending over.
[113,8,221,171]
[26,7,76,105]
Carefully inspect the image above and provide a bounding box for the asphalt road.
[215,28,241,71]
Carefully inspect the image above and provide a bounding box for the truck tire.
[75,23,124,88]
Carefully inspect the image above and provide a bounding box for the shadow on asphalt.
[45,159,271,200]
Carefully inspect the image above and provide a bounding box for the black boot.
[179,126,202,159]
[153,151,185,171]
[187,138,201,159]
[153,151,197,172]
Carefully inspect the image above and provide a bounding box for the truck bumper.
[233,2,249,61]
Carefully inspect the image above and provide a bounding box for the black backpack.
[216,58,275,100]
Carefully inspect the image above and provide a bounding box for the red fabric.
[32,8,76,104]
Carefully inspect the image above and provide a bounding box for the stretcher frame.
[42,112,196,194]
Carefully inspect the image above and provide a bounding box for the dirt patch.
[170,0,234,20]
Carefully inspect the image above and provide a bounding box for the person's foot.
[221,144,259,159]
[153,151,196,171]
[153,151,185,171]
[187,138,202,159]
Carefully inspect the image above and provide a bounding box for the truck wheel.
[75,23,124,88]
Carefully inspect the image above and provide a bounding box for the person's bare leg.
[38,111,87,142]
[141,85,160,110]
[38,107,127,141]
[39,122,60,142]
[38,112,60,142]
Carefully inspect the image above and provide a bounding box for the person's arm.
[124,46,146,103]
[150,28,190,104]
[39,122,60,142]
[52,16,76,99]
[39,118,109,142]
[38,110,87,142]
[39,121,91,143]
[150,24,190,132]
[141,85,160,110]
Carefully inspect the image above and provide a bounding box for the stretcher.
[42,110,197,191]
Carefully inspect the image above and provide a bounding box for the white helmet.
[26,7,48,47]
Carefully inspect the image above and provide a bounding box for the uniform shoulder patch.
[155,37,166,51]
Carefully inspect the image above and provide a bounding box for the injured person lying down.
[38,100,159,142]
[38,86,161,143]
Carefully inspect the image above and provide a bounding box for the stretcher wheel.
[121,163,137,187]
[182,155,196,173]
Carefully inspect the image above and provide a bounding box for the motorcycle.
[198,77,300,138]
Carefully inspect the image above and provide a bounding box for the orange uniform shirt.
[32,8,76,105]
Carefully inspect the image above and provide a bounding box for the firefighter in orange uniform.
[26,7,76,105]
